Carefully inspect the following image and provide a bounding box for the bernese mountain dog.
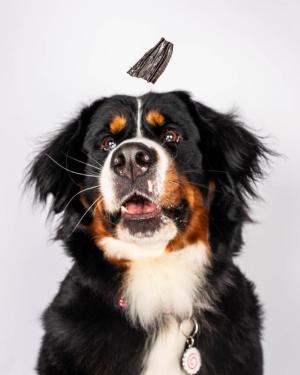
[27,91,269,375]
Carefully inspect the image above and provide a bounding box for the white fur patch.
[136,98,143,137]
[123,242,209,329]
[142,317,188,375]
[99,145,119,212]
[99,219,177,260]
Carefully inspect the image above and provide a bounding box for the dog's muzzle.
[100,137,174,236]
[110,142,159,221]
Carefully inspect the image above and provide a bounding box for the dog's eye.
[162,128,181,144]
[101,136,117,152]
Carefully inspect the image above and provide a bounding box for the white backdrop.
[0,1,299,374]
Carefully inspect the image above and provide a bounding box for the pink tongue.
[125,201,157,215]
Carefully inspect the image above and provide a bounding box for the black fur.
[26,91,271,374]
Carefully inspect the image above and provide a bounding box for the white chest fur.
[142,317,187,375]
[123,242,209,329]
[121,242,209,374]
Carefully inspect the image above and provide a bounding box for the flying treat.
[127,37,173,84]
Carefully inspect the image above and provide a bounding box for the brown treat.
[127,37,173,84]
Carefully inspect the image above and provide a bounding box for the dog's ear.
[26,100,102,214]
[190,100,273,257]
[193,101,271,214]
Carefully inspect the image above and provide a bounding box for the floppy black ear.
[193,101,270,211]
[26,100,102,214]
[191,100,273,257]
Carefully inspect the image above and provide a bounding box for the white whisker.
[63,185,101,212]
[82,149,103,168]
[64,153,102,171]
[71,196,103,234]
[46,154,100,178]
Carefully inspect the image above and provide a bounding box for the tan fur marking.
[89,198,112,241]
[87,196,128,268]
[159,164,182,208]
[167,183,210,258]
[146,110,165,126]
[160,167,211,257]
[110,115,127,134]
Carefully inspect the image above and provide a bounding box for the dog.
[27,91,269,374]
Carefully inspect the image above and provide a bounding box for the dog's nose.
[111,142,156,181]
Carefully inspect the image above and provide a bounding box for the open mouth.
[120,194,160,220]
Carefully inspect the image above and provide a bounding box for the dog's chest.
[121,243,209,375]
[123,243,208,328]
[142,318,187,375]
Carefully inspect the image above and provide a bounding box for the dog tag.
[180,318,201,374]
[182,346,201,374]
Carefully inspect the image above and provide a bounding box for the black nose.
[111,142,156,181]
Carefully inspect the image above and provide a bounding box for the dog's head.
[27,91,268,264]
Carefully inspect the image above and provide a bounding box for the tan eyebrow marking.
[146,110,165,126]
[109,115,127,134]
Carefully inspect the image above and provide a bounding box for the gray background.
[0,0,299,374]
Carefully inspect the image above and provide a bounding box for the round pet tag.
[182,346,201,374]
